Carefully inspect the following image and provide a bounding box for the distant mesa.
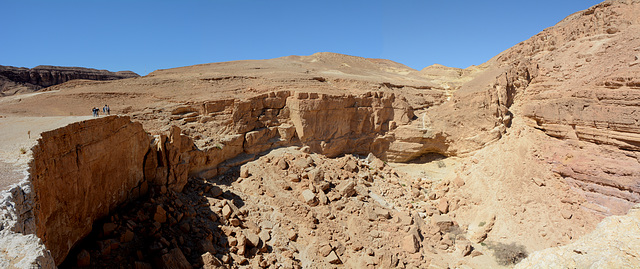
[0,65,140,96]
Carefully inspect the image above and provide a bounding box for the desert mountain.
[0,65,139,96]
[1,0,639,268]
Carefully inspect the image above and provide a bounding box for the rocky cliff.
[0,65,139,96]
[29,116,150,265]
[0,1,639,267]
[140,90,414,185]
[495,0,640,215]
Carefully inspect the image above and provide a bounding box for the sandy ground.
[389,115,602,264]
[390,154,461,185]
[0,116,93,191]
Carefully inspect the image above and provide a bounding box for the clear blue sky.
[1,0,602,75]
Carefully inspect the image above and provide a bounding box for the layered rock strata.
[139,90,416,181]
[497,0,640,215]
[0,65,139,96]
[1,1,639,267]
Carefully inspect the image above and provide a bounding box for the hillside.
[0,65,139,96]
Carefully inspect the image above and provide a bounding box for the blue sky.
[1,0,602,75]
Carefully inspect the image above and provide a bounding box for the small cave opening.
[408,152,448,165]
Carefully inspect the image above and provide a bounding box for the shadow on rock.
[60,170,271,268]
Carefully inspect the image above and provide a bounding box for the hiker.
[103,105,107,115]
[106,105,110,115]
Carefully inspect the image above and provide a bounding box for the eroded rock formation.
[30,116,150,264]
[147,90,415,179]
[503,0,640,215]
[0,0,639,268]
[0,65,139,96]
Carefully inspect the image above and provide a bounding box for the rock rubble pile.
[65,147,485,268]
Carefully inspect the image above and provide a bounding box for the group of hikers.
[92,104,111,117]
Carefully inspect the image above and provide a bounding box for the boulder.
[76,249,90,267]
[244,230,261,248]
[318,244,332,257]
[201,252,223,269]
[437,198,449,214]
[102,222,117,236]
[431,215,454,233]
[120,229,134,243]
[325,250,342,264]
[308,168,324,182]
[469,215,495,243]
[159,248,191,269]
[154,205,167,223]
[240,165,250,178]
[402,233,420,254]
[302,189,319,206]
[336,180,356,197]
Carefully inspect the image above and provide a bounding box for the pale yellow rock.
[516,204,640,269]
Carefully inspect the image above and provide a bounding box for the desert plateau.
[1,0,640,268]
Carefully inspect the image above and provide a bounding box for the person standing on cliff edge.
[106,104,110,115]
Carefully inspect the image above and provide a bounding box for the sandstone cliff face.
[1,1,639,266]
[383,55,536,162]
[490,0,640,215]
[140,90,415,181]
[145,125,195,193]
[0,65,139,96]
[29,116,150,264]
[514,0,640,149]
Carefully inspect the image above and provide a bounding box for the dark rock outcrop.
[0,65,139,96]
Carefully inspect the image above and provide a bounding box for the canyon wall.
[0,65,139,96]
[29,116,150,265]
[0,91,420,265]
[1,2,639,268]
[496,0,640,215]
[0,92,422,266]
[150,90,417,182]
[148,83,525,183]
